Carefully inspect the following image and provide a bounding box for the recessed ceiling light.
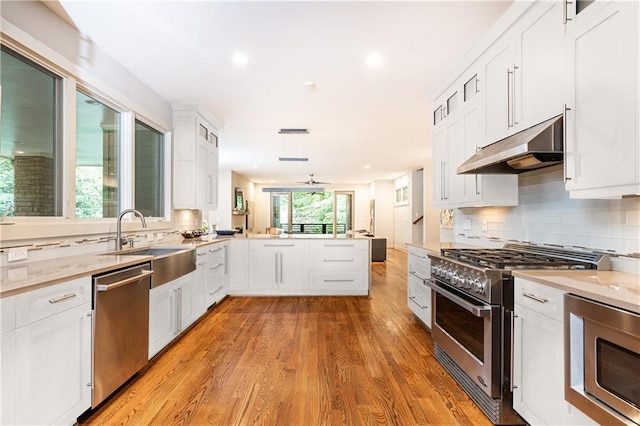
[304,81,317,91]
[366,52,383,67]
[364,164,371,169]
[252,165,258,169]
[232,53,249,66]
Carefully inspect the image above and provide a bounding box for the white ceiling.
[55,0,512,186]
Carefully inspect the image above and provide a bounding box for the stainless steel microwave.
[565,294,640,425]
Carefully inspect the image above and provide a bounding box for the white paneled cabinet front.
[512,278,596,426]
[515,1,565,128]
[173,109,219,210]
[9,277,92,426]
[249,241,309,293]
[205,243,228,307]
[309,240,369,295]
[564,0,640,198]
[149,271,196,359]
[406,246,431,328]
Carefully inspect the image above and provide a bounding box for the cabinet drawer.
[207,244,226,266]
[1,296,16,334]
[408,248,430,280]
[515,278,565,322]
[309,250,367,269]
[408,276,431,328]
[15,276,91,328]
[309,270,368,291]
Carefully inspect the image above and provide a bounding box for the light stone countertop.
[0,253,155,298]
[406,241,485,255]
[512,270,640,314]
[0,235,371,298]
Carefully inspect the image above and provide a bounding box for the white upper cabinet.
[433,67,518,208]
[484,34,516,145]
[564,0,640,198]
[515,1,566,128]
[484,1,566,146]
[173,107,219,210]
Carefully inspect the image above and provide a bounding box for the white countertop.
[513,270,640,314]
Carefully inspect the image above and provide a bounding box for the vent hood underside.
[457,114,564,174]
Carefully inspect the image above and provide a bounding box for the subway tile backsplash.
[452,166,640,259]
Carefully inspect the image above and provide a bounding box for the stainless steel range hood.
[457,114,564,174]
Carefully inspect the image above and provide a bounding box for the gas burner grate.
[441,244,608,270]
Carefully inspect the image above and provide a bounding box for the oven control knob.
[431,265,437,275]
[464,277,474,290]
[473,279,486,294]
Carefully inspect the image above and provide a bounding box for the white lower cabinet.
[513,278,596,425]
[236,239,369,296]
[1,297,16,425]
[229,239,249,292]
[193,246,209,318]
[149,272,196,359]
[309,240,370,295]
[248,240,309,293]
[406,246,431,328]
[205,243,228,307]
[6,277,92,426]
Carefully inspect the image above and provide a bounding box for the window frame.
[0,37,173,240]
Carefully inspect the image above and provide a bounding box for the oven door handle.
[425,279,492,317]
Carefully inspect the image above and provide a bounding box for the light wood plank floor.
[80,248,491,425]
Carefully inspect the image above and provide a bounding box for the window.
[0,46,63,217]
[271,191,353,235]
[75,90,121,218]
[134,120,165,217]
[395,186,409,205]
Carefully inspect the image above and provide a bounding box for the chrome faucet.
[116,209,147,250]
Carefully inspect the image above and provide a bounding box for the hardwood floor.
[80,248,491,425]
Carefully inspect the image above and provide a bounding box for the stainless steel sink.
[102,246,196,288]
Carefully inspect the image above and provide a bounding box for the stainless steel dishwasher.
[92,262,153,408]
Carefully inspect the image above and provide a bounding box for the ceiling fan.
[297,174,330,186]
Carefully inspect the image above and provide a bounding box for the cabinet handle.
[275,252,279,284]
[506,68,512,129]
[209,246,224,253]
[197,252,207,257]
[264,243,295,247]
[324,279,355,283]
[279,253,284,283]
[409,296,428,310]
[563,0,573,24]
[443,161,448,200]
[522,292,548,304]
[512,65,519,126]
[176,287,183,333]
[323,258,354,262]
[48,293,76,304]
[323,244,354,247]
[510,311,518,392]
[563,104,572,182]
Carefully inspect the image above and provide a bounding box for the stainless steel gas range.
[426,243,609,425]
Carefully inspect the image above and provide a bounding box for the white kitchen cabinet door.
[173,109,220,209]
[149,283,177,358]
[229,239,249,292]
[513,302,567,425]
[1,330,16,425]
[205,262,225,306]
[484,36,516,145]
[515,1,565,128]
[249,241,309,293]
[564,1,639,197]
[15,302,91,426]
[180,273,196,331]
[432,128,448,205]
[193,248,209,318]
[276,243,309,292]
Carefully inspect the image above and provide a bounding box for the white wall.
[371,180,394,246]
[451,165,640,257]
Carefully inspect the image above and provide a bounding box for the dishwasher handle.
[96,270,153,292]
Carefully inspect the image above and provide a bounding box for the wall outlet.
[146,233,154,242]
[8,248,28,262]
[481,220,488,232]
[462,219,471,231]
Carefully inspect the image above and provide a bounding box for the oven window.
[435,293,485,362]
[596,338,640,408]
